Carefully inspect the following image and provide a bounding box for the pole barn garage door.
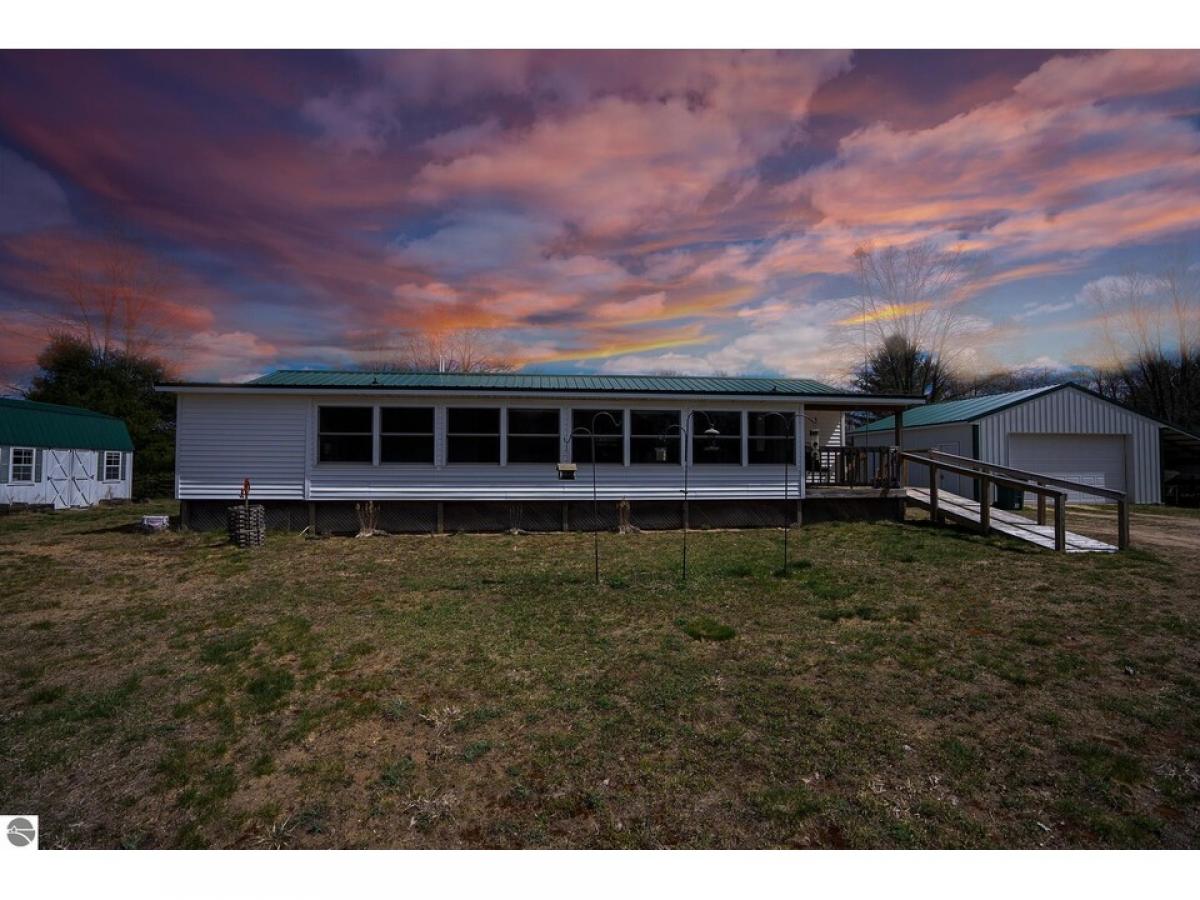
[1008,434,1126,502]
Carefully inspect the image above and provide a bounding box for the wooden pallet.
[906,488,1117,553]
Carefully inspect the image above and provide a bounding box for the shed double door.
[46,449,98,509]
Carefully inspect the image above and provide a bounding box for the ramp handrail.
[922,449,1129,550]
[900,451,1076,551]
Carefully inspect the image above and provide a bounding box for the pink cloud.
[594,292,667,322]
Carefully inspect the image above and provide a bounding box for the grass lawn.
[1,501,1198,849]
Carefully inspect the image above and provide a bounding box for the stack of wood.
[227,504,266,548]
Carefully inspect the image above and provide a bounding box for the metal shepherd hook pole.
[759,411,817,576]
[569,411,620,585]
[664,411,719,583]
[758,412,794,574]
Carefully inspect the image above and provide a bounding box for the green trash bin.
[994,484,1024,510]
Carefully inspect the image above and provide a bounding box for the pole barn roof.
[854,382,1189,436]
[0,398,134,451]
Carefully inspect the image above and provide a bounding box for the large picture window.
[318,406,373,463]
[10,447,34,482]
[630,410,680,464]
[507,408,560,463]
[748,412,794,465]
[571,409,624,464]
[447,407,501,463]
[692,411,742,465]
[380,407,434,463]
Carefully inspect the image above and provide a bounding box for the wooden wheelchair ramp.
[906,487,1117,553]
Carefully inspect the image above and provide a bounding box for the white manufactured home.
[851,383,1171,504]
[162,371,921,532]
[0,398,134,509]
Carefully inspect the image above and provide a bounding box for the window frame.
[103,450,123,482]
[316,405,375,465]
[629,409,682,465]
[570,408,625,465]
[747,412,796,466]
[505,407,562,465]
[9,446,34,483]
[378,406,435,465]
[446,406,502,465]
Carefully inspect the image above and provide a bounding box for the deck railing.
[805,446,899,487]
[921,449,1130,550]
[900,449,1129,551]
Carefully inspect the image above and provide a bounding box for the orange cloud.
[837,301,934,326]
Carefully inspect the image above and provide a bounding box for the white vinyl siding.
[176,393,309,500]
[175,393,809,502]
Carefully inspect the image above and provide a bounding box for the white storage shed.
[0,398,135,509]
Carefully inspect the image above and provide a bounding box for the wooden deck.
[906,487,1117,553]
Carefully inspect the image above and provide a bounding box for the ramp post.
[1054,494,1066,552]
[979,475,991,534]
[929,464,939,521]
[1117,499,1130,550]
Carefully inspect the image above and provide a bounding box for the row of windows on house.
[2,448,125,484]
[317,406,798,466]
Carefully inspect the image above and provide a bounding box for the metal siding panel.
[983,385,1161,503]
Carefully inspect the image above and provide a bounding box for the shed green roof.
[0,398,134,451]
[854,385,1061,433]
[246,370,851,396]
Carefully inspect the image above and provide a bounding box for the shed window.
[630,410,681,464]
[318,406,373,463]
[10,447,34,483]
[507,408,561,464]
[571,409,624,464]
[380,407,434,463]
[748,412,794,465]
[447,407,501,464]
[693,411,742,465]
[104,450,123,481]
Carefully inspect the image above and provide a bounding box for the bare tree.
[951,365,1066,398]
[41,229,177,360]
[360,329,516,373]
[1085,251,1200,430]
[845,241,983,399]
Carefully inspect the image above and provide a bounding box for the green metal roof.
[854,385,1061,433]
[243,370,851,396]
[0,398,134,452]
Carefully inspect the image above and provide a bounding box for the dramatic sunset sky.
[1,49,1198,384]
